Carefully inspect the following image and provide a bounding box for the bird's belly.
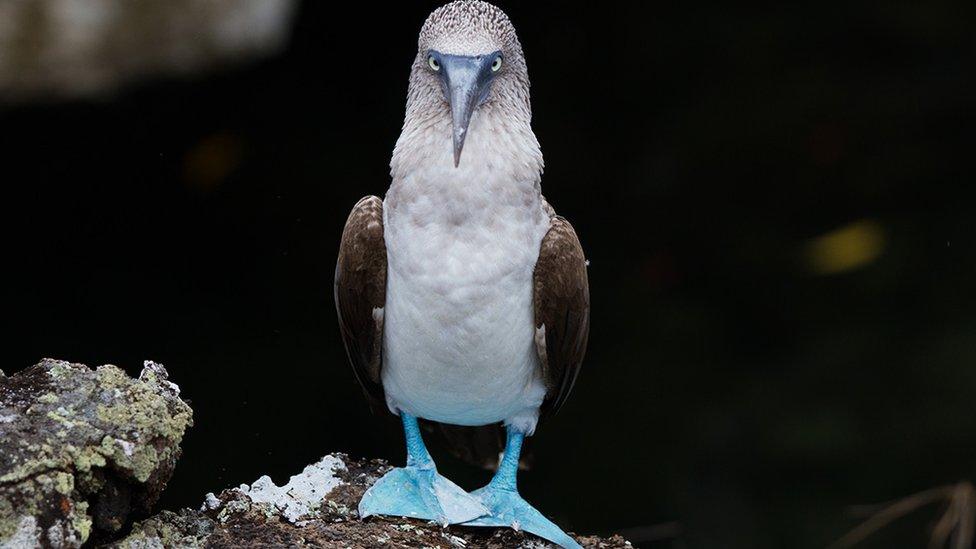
[381,235,546,427]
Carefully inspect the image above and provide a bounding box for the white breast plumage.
[380,109,549,433]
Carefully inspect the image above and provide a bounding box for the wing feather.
[533,214,590,416]
[334,195,387,408]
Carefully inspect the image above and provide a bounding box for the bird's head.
[408,0,531,168]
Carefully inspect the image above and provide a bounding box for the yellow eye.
[491,56,503,72]
[428,55,440,71]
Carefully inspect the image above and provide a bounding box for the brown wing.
[334,196,387,408]
[534,215,590,416]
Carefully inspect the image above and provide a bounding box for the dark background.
[3,1,975,547]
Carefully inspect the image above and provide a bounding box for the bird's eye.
[491,56,503,72]
[428,55,440,72]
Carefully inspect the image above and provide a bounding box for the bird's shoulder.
[340,195,385,251]
[534,214,587,312]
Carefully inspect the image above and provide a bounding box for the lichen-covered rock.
[109,454,630,549]
[0,359,193,548]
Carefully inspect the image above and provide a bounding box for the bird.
[334,2,589,547]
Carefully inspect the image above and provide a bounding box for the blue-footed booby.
[334,2,589,547]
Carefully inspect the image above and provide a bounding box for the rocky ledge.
[109,453,631,549]
[1,360,629,548]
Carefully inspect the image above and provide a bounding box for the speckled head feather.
[412,0,530,110]
[392,0,541,179]
[419,0,524,59]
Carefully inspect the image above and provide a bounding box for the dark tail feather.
[420,421,536,470]
[435,423,505,469]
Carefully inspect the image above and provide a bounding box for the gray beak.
[438,53,497,167]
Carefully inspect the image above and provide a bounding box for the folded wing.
[334,196,387,409]
[533,214,590,416]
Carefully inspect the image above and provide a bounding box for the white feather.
[381,106,548,433]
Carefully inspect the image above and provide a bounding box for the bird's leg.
[358,412,487,525]
[462,425,582,549]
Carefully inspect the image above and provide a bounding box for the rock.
[0,359,193,548]
[1,359,624,548]
[108,453,631,549]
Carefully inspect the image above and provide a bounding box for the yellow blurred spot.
[183,133,243,192]
[803,220,885,275]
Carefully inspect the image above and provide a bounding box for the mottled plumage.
[334,3,589,545]
[337,0,587,435]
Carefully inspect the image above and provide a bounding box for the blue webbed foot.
[358,464,487,525]
[463,485,582,549]
[358,413,487,525]
[461,426,582,548]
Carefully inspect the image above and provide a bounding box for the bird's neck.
[390,101,543,181]
[388,105,544,212]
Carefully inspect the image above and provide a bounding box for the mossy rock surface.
[0,359,193,548]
